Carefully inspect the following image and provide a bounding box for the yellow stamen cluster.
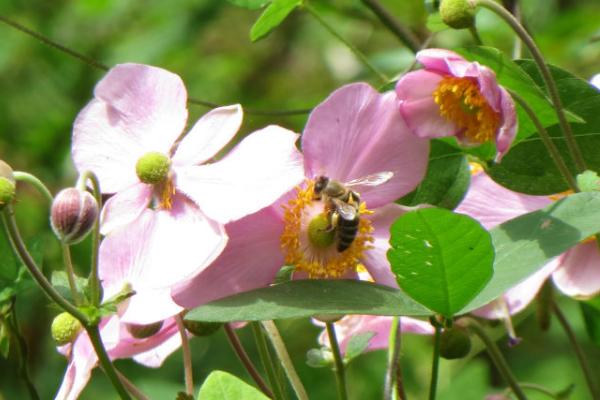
[280,180,374,279]
[433,76,501,144]
[158,177,176,210]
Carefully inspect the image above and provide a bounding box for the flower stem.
[504,382,561,399]
[359,0,420,53]
[469,26,483,45]
[508,90,578,192]
[428,323,442,400]
[86,326,131,400]
[384,317,406,400]
[475,0,586,172]
[261,321,309,400]
[304,3,390,84]
[551,301,600,399]
[251,322,286,400]
[466,318,527,400]
[61,243,83,305]
[8,298,40,400]
[114,370,150,400]
[175,314,194,396]
[12,171,53,204]
[224,323,274,398]
[326,322,348,400]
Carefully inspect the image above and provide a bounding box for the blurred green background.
[1,0,599,398]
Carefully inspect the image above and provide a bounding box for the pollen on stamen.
[433,76,501,144]
[280,180,374,279]
[158,177,176,210]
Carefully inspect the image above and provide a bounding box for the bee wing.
[331,198,357,220]
[346,171,394,188]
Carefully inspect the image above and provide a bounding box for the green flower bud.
[308,214,335,248]
[0,160,16,210]
[126,321,164,339]
[183,320,223,337]
[136,152,171,184]
[51,312,83,345]
[440,0,477,29]
[51,188,99,244]
[439,327,471,359]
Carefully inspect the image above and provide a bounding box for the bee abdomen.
[336,217,359,252]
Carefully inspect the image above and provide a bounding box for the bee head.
[314,176,329,195]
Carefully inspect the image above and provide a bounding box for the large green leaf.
[388,208,494,317]
[198,371,269,400]
[250,0,302,42]
[461,192,600,313]
[185,280,430,322]
[226,0,270,9]
[486,61,600,195]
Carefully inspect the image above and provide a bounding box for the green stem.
[476,0,586,172]
[428,323,442,400]
[304,3,390,84]
[359,0,420,53]
[551,301,600,399]
[504,382,561,399]
[12,172,53,203]
[86,326,131,400]
[77,171,103,306]
[8,299,40,400]
[261,321,309,400]
[175,314,194,396]
[468,26,483,45]
[114,370,150,400]
[385,317,406,400]
[61,243,83,305]
[508,90,578,192]
[224,323,274,398]
[326,322,348,400]
[466,319,527,400]
[251,322,285,400]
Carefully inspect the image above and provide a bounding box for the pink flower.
[454,169,600,320]
[395,49,517,161]
[172,82,430,309]
[55,316,181,400]
[72,63,304,324]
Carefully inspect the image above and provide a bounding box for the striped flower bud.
[50,188,98,244]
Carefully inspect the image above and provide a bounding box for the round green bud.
[126,321,164,339]
[308,214,335,248]
[0,160,15,210]
[439,328,472,359]
[50,188,99,244]
[183,320,223,337]
[135,152,171,184]
[51,312,83,345]
[440,0,477,29]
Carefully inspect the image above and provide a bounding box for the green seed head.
[0,161,15,210]
[51,312,83,345]
[126,321,164,339]
[439,327,472,359]
[135,152,171,185]
[440,0,477,29]
[308,213,335,248]
[183,320,223,337]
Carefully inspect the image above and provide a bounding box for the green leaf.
[388,208,494,317]
[461,192,600,313]
[185,280,430,322]
[0,321,9,359]
[426,13,447,33]
[198,371,269,400]
[51,271,88,304]
[306,347,332,368]
[486,61,600,195]
[226,0,270,9]
[250,0,301,42]
[344,331,375,362]
[577,170,600,192]
[580,296,600,347]
[399,140,470,209]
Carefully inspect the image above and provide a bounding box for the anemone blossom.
[172,82,430,309]
[395,49,517,161]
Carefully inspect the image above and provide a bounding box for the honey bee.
[313,172,394,252]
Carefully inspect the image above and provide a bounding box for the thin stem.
[224,323,273,398]
[8,299,40,400]
[504,382,560,399]
[359,0,420,53]
[326,322,348,400]
[261,321,309,400]
[466,319,527,400]
[384,317,406,400]
[508,90,578,192]
[86,326,131,400]
[251,322,285,400]
[304,3,390,84]
[114,370,150,400]
[469,26,483,45]
[175,315,194,396]
[77,171,103,306]
[428,324,442,400]
[61,244,83,305]
[476,0,586,172]
[551,301,600,399]
[1,206,87,323]
[12,172,53,203]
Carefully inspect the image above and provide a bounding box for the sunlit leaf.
[198,371,269,400]
[226,0,270,9]
[250,0,302,42]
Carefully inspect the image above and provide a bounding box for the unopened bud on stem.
[0,160,16,210]
[50,188,99,244]
[440,0,477,29]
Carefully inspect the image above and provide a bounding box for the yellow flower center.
[157,177,176,210]
[433,76,501,144]
[280,180,374,279]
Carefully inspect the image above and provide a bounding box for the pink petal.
[99,183,152,235]
[172,105,243,166]
[132,330,182,368]
[455,171,552,230]
[494,87,518,162]
[176,125,304,223]
[55,333,97,400]
[110,317,180,364]
[72,64,188,193]
[303,83,429,208]
[416,49,466,74]
[172,204,285,308]
[552,242,600,298]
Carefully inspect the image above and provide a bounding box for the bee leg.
[319,212,338,232]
